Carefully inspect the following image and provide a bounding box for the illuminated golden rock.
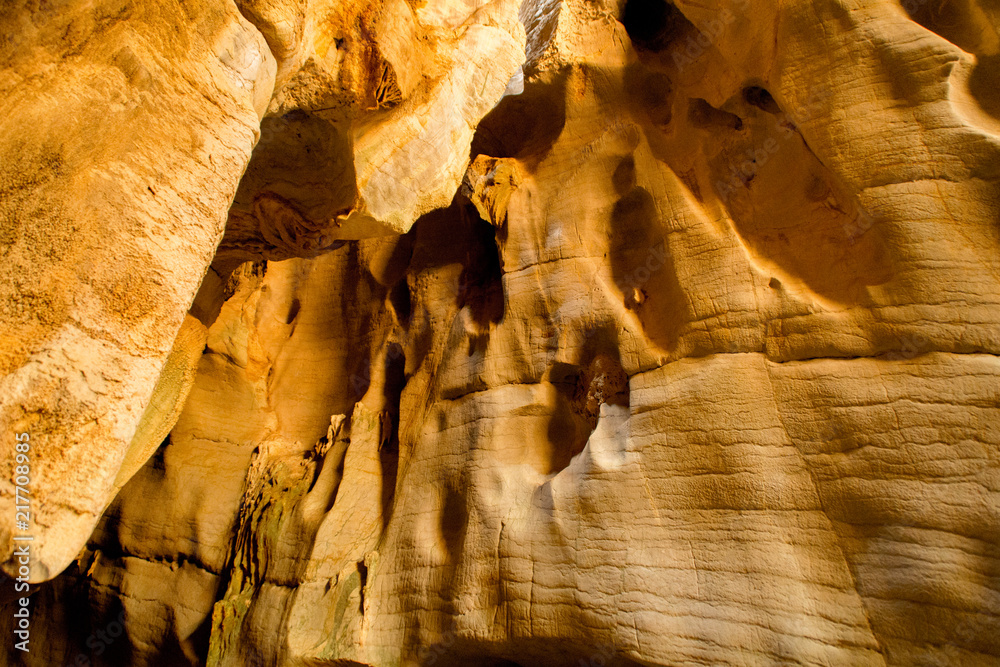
[2,0,999,665]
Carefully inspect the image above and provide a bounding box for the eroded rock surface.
[220,0,526,257]
[2,0,999,665]
[0,0,275,581]
[0,0,524,585]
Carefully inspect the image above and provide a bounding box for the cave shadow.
[379,342,406,532]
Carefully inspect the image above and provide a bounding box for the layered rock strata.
[1,0,999,665]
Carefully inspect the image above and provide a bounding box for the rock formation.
[1,0,998,665]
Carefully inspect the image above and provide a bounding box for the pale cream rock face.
[0,0,275,582]
[221,0,527,257]
[2,0,1000,665]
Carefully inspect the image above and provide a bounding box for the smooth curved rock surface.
[1,0,999,665]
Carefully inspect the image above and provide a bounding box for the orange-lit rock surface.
[1,0,998,665]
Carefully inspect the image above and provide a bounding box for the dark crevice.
[457,207,505,329]
[356,559,368,614]
[379,343,405,531]
[389,278,411,326]
[621,0,688,51]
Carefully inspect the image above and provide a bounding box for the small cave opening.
[620,0,688,51]
[382,343,407,416]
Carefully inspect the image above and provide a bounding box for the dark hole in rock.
[389,279,411,325]
[457,208,505,328]
[383,343,406,412]
[621,0,687,51]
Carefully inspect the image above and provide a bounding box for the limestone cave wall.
[1,0,999,665]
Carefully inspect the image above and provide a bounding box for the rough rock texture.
[2,0,1000,665]
[0,0,275,582]
[221,0,526,257]
[0,0,524,583]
